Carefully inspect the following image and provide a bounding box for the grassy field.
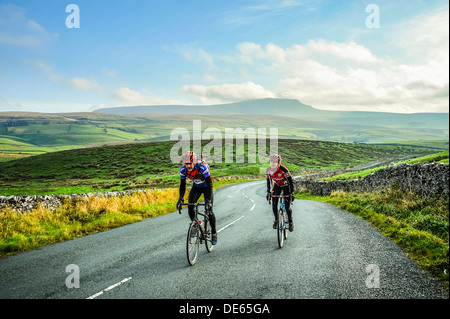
[1,110,448,159]
[0,139,442,196]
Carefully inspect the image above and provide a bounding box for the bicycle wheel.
[283,211,289,240]
[277,210,284,248]
[187,221,200,266]
[203,218,214,253]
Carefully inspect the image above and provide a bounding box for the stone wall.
[0,190,149,214]
[294,162,449,197]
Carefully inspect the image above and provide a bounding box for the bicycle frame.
[270,194,289,248]
[181,202,214,265]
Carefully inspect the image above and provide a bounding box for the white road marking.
[217,216,245,233]
[242,192,256,211]
[87,277,132,299]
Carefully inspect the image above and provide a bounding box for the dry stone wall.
[0,190,148,214]
[294,163,449,197]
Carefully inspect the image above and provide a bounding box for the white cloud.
[219,0,316,27]
[102,68,117,78]
[236,42,286,64]
[169,44,216,68]
[69,77,103,91]
[392,7,449,64]
[305,39,381,64]
[0,4,57,47]
[27,19,45,32]
[25,59,105,92]
[188,7,448,113]
[110,87,185,106]
[181,81,276,104]
[0,96,23,111]
[25,59,63,83]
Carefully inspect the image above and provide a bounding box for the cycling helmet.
[181,151,196,164]
[270,154,281,163]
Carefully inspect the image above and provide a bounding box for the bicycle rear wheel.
[277,210,284,248]
[187,221,200,266]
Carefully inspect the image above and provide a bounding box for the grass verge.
[295,186,449,292]
[0,177,258,258]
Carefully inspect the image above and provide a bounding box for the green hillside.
[1,99,448,161]
[0,139,442,196]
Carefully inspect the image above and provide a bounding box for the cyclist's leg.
[200,186,217,244]
[272,185,281,224]
[283,186,294,231]
[188,186,202,221]
[283,186,293,221]
[202,186,217,234]
[208,195,217,234]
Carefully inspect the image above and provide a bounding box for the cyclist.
[177,151,217,244]
[266,154,295,232]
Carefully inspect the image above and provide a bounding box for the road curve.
[0,180,447,299]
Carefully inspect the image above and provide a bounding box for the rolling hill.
[0,138,443,196]
[0,99,448,160]
[94,98,449,129]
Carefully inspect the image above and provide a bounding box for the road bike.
[179,202,214,266]
[269,194,290,248]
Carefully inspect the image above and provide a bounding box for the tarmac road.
[0,180,447,300]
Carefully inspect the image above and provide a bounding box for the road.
[0,180,447,299]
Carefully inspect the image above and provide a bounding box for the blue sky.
[0,0,448,113]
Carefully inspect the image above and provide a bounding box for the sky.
[0,0,448,114]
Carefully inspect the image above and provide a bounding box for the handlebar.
[268,194,294,205]
[178,202,208,214]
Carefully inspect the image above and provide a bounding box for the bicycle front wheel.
[204,219,214,253]
[187,221,200,266]
[283,211,289,240]
[277,210,284,248]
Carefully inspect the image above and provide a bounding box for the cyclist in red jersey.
[266,154,295,231]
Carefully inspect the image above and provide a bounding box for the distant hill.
[1,99,448,158]
[93,98,449,129]
[93,98,319,116]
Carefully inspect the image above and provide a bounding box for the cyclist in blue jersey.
[177,151,217,245]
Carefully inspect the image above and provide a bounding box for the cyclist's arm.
[287,175,294,194]
[280,165,294,193]
[179,178,186,198]
[179,165,187,198]
[265,167,271,193]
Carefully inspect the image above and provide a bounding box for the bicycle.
[269,194,290,248]
[179,202,214,266]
